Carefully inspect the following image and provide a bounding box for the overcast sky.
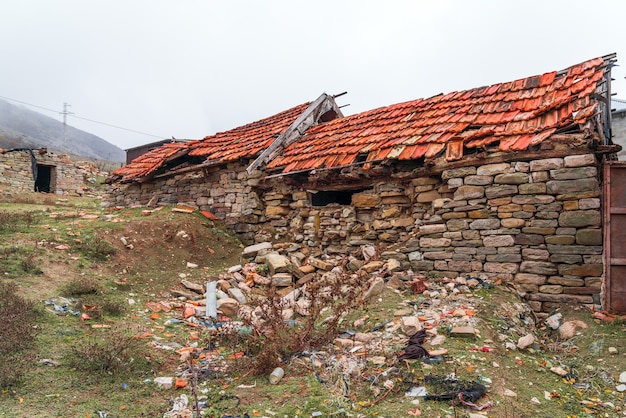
[1,1,625,150]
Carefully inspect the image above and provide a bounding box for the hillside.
[0,99,125,162]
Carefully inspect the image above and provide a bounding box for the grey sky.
[1,0,625,150]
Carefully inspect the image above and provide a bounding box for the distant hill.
[0,99,125,162]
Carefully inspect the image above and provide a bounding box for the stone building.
[104,54,625,314]
[0,148,99,195]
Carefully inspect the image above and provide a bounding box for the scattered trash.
[269,367,284,384]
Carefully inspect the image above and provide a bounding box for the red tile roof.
[112,102,311,181]
[267,56,609,173]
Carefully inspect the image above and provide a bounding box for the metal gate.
[604,161,626,313]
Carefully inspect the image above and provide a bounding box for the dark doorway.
[35,164,52,193]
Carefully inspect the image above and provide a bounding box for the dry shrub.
[61,276,101,296]
[237,262,368,376]
[0,211,36,232]
[0,281,39,387]
[67,329,147,373]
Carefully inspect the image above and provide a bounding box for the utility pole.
[60,102,73,147]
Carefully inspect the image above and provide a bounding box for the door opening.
[35,165,53,193]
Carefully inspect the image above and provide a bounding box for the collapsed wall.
[102,153,603,314]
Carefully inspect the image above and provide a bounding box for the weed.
[20,253,43,274]
[67,329,148,373]
[100,298,127,316]
[60,276,101,296]
[235,261,368,376]
[0,210,36,233]
[0,280,39,387]
[75,234,117,261]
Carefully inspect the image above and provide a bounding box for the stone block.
[447,178,463,189]
[530,158,563,171]
[514,234,544,245]
[483,235,515,247]
[539,285,563,294]
[446,219,470,231]
[564,154,595,167]
[484,262,519,273]
[563,200,579,211]
[512,195,555,204]
[308,257,333,271]
[485,185,518,199]
[272,273,293,287]
[464,175,493,185]
[419,224,447,235]
[494,172,529,185]
[546,178,599,195]
[558,210,601,228]
[453,185,484,200]
[352,193,380,208]
[416,190,441,203]
[477,163,511,176]
[562,287,599,295]
[545,235,575,245]
[575,229,602,245]
[522,249,550,260]
[515,273,547,285]
[442,166,476,179]
[527,293,593,304]
[520,261,557,275]
[522,227,556,235]
[469,218,501,230]
[547,276,585,286]
[501,218,525,228]
[468,209,489,219]
[579,198,600,209]
[550,167,597,180]
[548,244,602,255]
[420,237,451,248]
[519,183,547,194]
[242,242,273,256]
[558,264,603,277]
[266,205,290,216]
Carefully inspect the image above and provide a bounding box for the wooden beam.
[246,93,343,174]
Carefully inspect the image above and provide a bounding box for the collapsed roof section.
[267,54,616,174]
[109,93,343,182]
[109,54,616,183]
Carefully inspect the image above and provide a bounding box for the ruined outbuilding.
[104,54,625,314]
[0,148,101,195]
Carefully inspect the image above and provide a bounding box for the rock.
[400,316,422,336]
[368,356,387,366]
[385,258,402,272]
[354,332,374,343]
[180,280,204,294]
[503,389,517,397]
[217,298,239,316]
[186,262,198,269]
[295,298,311,316]
[517,334,535,349]
[242,242,273,256]
[265,253,291,274]
[271,273,293,287]
[362,276,385,301]
[227,265,242,273]
[308,257,333,271]
[558,320,588,340]
[545,313,562,330]
[154,376,174,389]
[617,384,626,392]
[619,371,626,383]
[450,326,476,337]
[505,342,516,351]
[608,347,618,355]
[227,287,247,304]
[550,366,569,377]
[334,338,355,349]
[362,261,385,273]
[429,335,446,346]
[429,348,448,356]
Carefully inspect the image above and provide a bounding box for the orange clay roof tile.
[268,56,609,173]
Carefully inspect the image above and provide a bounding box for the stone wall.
[103,153,604,314]
[257,154,603,314]
[0,150,95,195]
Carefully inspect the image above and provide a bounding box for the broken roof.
[268,55,614,173]
[111,54,615,182]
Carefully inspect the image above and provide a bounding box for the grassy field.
[0,192,625,418]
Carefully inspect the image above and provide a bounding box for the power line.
[0,94,164,139]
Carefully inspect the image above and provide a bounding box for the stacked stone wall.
[0,150,92,195]
[102,154,604,314]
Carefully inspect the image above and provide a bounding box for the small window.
[311,190,358,206]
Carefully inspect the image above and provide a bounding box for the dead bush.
[75,235,117,261]
[0,280,39,387]
[236,262,368,376]
[0,211,36,233]
[67,329,148,373]
[60,276,101,296]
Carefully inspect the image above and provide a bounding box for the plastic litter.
[269,367,284,384]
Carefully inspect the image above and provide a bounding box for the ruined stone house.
[104,54,626,314]
[0,148,99,195]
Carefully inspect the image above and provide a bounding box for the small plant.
[100,298,127,316]
[75,235,117,261]
[0,280,39,387]
[67,329,147,373]
[20,253,43,274]
[0,210,36,233]
[61,276,101,296]
[235,259,368,376]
